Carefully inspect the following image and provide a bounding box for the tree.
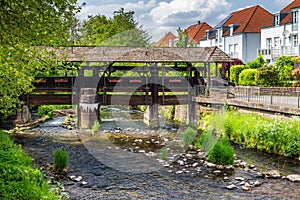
[0,0,81,117]
[79,8,151,46]
[176,27,189,47]
[275,56,294,85]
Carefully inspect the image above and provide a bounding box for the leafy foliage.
[256,65,279,86]
[54,148,69,172]
[230,65,248,85]
[221,58,244,78]
[176,27,192,47]
[207,136,234,165]
[0,0,81,117]
[202,111,300,159]
[79,8,151,46]
[246,54,265,69]
[238,69,258,86]
[0,131,59,199]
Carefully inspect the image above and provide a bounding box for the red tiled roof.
[223,5,273,34]
[280,0,300,24]
[155,32,177,47]
[185,22,212,43]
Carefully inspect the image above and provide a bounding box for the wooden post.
[78,88,99,129]
[150,63,159,128]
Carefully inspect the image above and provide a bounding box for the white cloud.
[149,0,231,26]
[78,0,233,42]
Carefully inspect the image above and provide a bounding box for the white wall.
[243,33,261,62]
[261,25,292,49]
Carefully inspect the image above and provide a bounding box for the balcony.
[259,46,300,61]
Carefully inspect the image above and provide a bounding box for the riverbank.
[11,111,300,200]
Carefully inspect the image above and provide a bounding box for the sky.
[77,0,293,42]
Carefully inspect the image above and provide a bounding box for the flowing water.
[11,106,300,199]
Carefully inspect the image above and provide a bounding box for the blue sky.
[77,0,292,42]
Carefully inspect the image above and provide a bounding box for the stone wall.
[231,86,300,96]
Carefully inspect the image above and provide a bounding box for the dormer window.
[292,10,298,24]
[274,14,280,26]
[292,10,299,31]
[206,30,210,40]
[229,24,234,36]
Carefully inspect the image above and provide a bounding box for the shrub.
[276,56,293,69]
[0,130,59,199]
[54,148,68,172]
[238,69,258,86]
[230,65,248,85]
[207,136,234,165]
[37,105,54,119]
[160,147,168,160]
[202,111,300,159]
[246,54,265,69]
[256,65,279,86]
[182,127,197,148]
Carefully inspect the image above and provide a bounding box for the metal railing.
[231,87,300,109]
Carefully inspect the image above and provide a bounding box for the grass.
[201,111,300,159]
[0,130,59,199]
[54,148,69,172]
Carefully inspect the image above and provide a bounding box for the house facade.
[155,32,177,47]
[200,5,273,63]
[185,21,212,46]
[260,0,300,63]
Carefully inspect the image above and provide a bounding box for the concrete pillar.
[78,88,99,129]
[150,65,159,128]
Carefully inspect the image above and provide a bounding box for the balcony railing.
[259,46,300,60]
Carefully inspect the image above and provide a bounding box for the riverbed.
[12,107,300,199]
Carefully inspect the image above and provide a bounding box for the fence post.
[247,88,250,102]
[270,89,273,105]
[298,93,300,108]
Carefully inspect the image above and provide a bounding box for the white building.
[260,0,300,63]
[200,5,273,63]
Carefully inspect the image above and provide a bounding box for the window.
[266,38,272,49]
[229,25,234,36]
[274,14,280,26]
[215,30,219,42]
[292,34,298,47]
[219,29,223,42]
[234,44,238,53]
[274,37,281,48]
[229,44,233,54]
[292,10,299,31]
[292,10,298,23]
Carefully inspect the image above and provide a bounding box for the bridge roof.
[47,46,232,63]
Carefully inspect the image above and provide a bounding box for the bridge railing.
[231,87,300,108]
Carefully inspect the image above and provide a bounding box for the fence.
[230,86,300,109]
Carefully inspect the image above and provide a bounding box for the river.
[12,106,300,199]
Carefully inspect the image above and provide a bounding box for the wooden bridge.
[22,46,233,128]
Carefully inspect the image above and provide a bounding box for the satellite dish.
[282,30,290,38]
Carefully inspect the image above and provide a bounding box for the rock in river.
[285,174,300,182]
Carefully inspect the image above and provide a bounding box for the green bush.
[246,54,265,69]
[276,56,293,69]
[0,130,59,199]
[37,105,54,119]
[238,69,258,86]
[202,111,300,159]
[256,65,279,86]
[207,136,234,165]
[54,148,68,172]
[230,65,248,85]
[182,127,197,148]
